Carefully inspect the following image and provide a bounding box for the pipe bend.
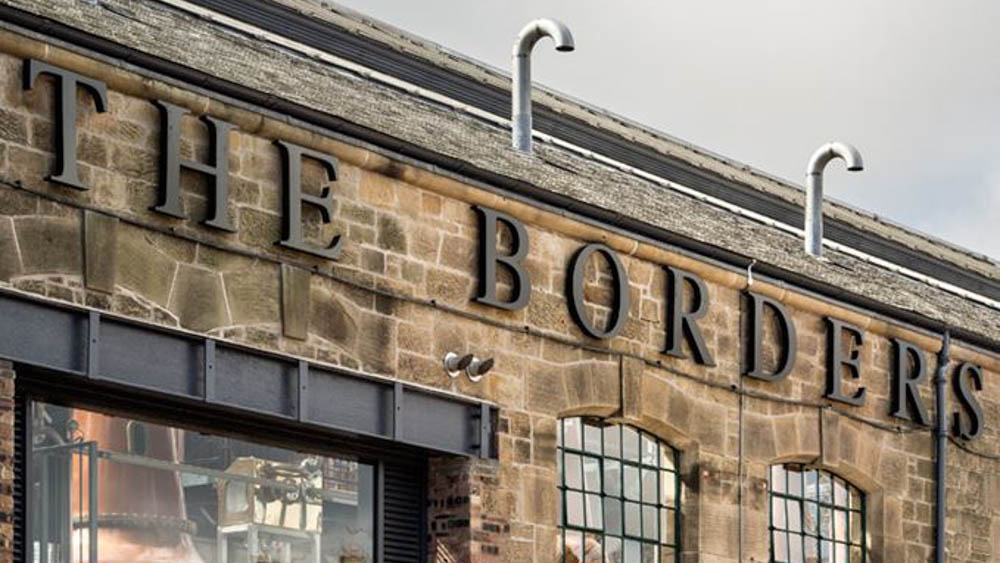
[513,18,575,57]
[807,142,864,176]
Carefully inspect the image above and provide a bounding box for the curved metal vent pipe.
[805,142,864,257]
[512,18,575,153]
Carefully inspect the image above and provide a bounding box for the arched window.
[557,417,681,563]
[768,465,866,563]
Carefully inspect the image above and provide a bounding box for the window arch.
[557,417,681,563]
[768,465,867,563]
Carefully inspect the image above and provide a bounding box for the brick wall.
[0,30,996,563]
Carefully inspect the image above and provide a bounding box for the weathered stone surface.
[0,217,20,281]
[280,263,309,339]
[224,260,280,325]
[14,214,82,274]
[83,210,118,292]
[168,264,229,331]
[115,224,177,306]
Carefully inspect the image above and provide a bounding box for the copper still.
[68,409,204,563]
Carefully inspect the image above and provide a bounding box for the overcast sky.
[336,0,1000,261]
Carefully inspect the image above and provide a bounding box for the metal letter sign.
[744,292,797,381]
[22,59,108,189]
[566,243,629,339]
[825,318,867,406]
[274,140,343,260]
[890,338,930,425]
[952,362,984,441]
[153,100,237,231]
[473,206,531,310]
[664,266,715,366]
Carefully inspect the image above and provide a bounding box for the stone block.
[116,224,177,306]
[281,264,310,339]
[83,210,118,293]
[309,284,357,347]
[224,261,280,326]
[14,214,82,274]
[622,356,643,420]
[743,413,776,461]
[168,264,229,331]
[0,218,21,281]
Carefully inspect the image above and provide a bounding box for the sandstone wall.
[0,30,996,563]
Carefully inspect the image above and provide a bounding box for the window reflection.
[29,402,375,563]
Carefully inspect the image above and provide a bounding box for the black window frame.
[768,464,867,563]
[15,366,429,563]
[556,416,682,563]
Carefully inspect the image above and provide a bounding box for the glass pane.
[787,467,803,497]
[804,501,819,535]
[774,531,789,561]
[641,434,658,466]
[586,494,603,529]
[604,498,623,535]
[624,539,641,563]
[834,510,848,542]
[642,505,658,540]
[660,471,676,507]
[583,456,601,492]
[584,422,603,454]
[660,508,675,545]
[624,502,642,537]
[567,491,585,527]
[605,536,623,563]
[565,417,583,450]
[821,539,833,562]
[566,453,583,490]
[850,544,863,562]
[850,511,862,545]
[834,477,848,507]
[849,486,862,510]
[805,469,819,500]
[623,427,640,462]
[820,507,832,538]
[642,468,658,503]
[659,446,675,470]
[771,465,786,493]
[772,497,787,530]
[805,536,819,561]
[30,401,376,563]
[605,460,622,497]
[604,425,622,458]
[787,500,802,533]
[789,533,804,563]
[585,533,602,562]
[641,542,658,563]
[820,472,833,504]
[835,542,848,563]
[624,465,640,500]
[566,530,584,562]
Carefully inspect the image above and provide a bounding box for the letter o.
[566,243,630,339]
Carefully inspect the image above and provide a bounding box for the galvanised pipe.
[805,142,864,257]
[935,330,950,563]
[512,18,574,153]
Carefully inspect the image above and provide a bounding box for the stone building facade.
[0,1,997,562]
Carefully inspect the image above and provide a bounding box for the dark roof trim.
[1,5,996,354]
[184,0,1000,302]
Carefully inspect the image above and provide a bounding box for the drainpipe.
[935,330,950,563]
[804,142,864,257]
[512,19,575,153]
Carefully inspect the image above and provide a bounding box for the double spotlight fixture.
[443,352,495,382]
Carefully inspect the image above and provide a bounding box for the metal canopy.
[0,291,495,459]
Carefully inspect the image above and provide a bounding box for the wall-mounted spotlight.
[466,356,495,383]
[443,352,474,378]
